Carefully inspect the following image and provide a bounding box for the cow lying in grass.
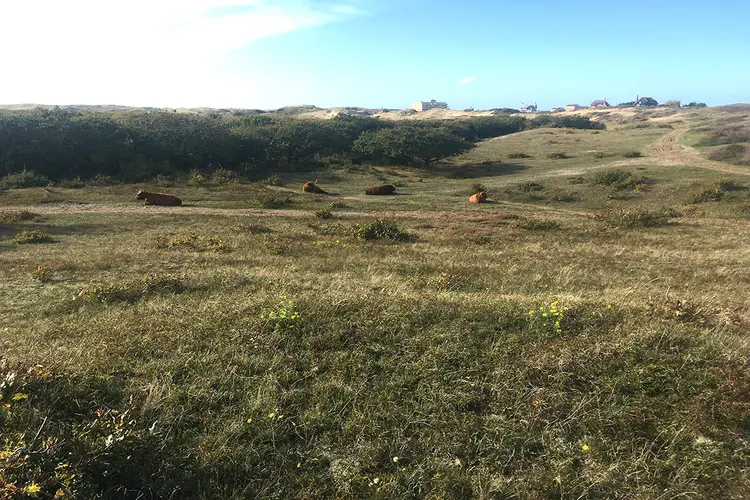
[302,181,328,194]
[135,190,183,206]
[365,184,396,195]
[469,191,487,204]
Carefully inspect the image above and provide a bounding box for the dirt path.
[647,129,750,175]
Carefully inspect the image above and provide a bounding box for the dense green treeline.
[0,109,604,183]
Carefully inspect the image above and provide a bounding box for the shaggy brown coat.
[135,190,182,206]
[469,191,487,204]
[302,182,328,194]
[365,184,397,195]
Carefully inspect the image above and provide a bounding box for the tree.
[353,127,472,166]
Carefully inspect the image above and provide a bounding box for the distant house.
[565,104,581,111]
[411,99,449,112]
[520,103,538,113]
[635,96,658,107]
[591,99,611,108]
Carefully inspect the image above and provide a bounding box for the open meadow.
[2,106,750,498]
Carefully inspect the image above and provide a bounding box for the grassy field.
[2,107,750,498]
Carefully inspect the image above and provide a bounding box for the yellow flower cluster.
[528,300,569,334]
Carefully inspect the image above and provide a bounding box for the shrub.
[593,152,608,159]
[354,220,413,241]
[622,151,643,158]
[56,177,86,189]
[592,170,649,191]
[517,181,544,192]
[85,174,119,186]
[709,144,748,164]
[314,207,333,219]
[0,169,50,189]
[547,152,569,159]
[595,208,678,228]
[30,265,52,283]
[686,179,741,203]
[12,230,53,244]
[211,168,241,184]
[0,210,39,224]
[515,219,561,230]
[187,170,209,186]
[470,183,487,194]
[263,175,283,186]
[507,152,531,159]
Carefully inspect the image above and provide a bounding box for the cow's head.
[135,190,146,200]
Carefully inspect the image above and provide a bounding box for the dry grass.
[2,107,750,498]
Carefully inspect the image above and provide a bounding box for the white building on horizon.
[411,99,449,112]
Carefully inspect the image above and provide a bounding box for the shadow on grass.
[438,162,527,179]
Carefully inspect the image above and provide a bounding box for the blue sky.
[1,0,748,109]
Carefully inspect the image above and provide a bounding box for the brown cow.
[135,190,182,206]
[302,181,328,194]
[365,184,396,195]
[469,191,487,204]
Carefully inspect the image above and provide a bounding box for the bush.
[0,169,49,189]
[0,210,39,224]
[548,152,569,159]
[708,144,748,164]
[211,168,241,184]
[314,208,333,219]
[507,152,531,159]
[622,151,643,158]
[592,170,649,191]
[593,152,608,159]
[470,183,487,194]
[187,170,210,186]
[595,208,678,228]
[254,192,293,209]
[56,177,86,189]
[263,175,283,186]
[354,220,413,241]
[12,230,53,244]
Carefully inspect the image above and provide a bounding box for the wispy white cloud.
[459,77,476,85]
[0,1,367,106]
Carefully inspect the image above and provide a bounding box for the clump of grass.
[232,224,273,235]
[12,230,53,244]
[354,220,413,241]
[592,169,649,191]
[515,219,561,230]
[622,151,643,158]
[0,169,50,189]
[592,151,608,159]
[507,152,531,159]
[308,221,349,236]
[595,208,678,228]
[254,192,293,209]
[0,210,40,224]
[548,152,569,159]
[76,274,186,304]
[159,232,230,252]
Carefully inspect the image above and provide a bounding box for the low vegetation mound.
[595,208,680,228]
[354,220,413,241]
